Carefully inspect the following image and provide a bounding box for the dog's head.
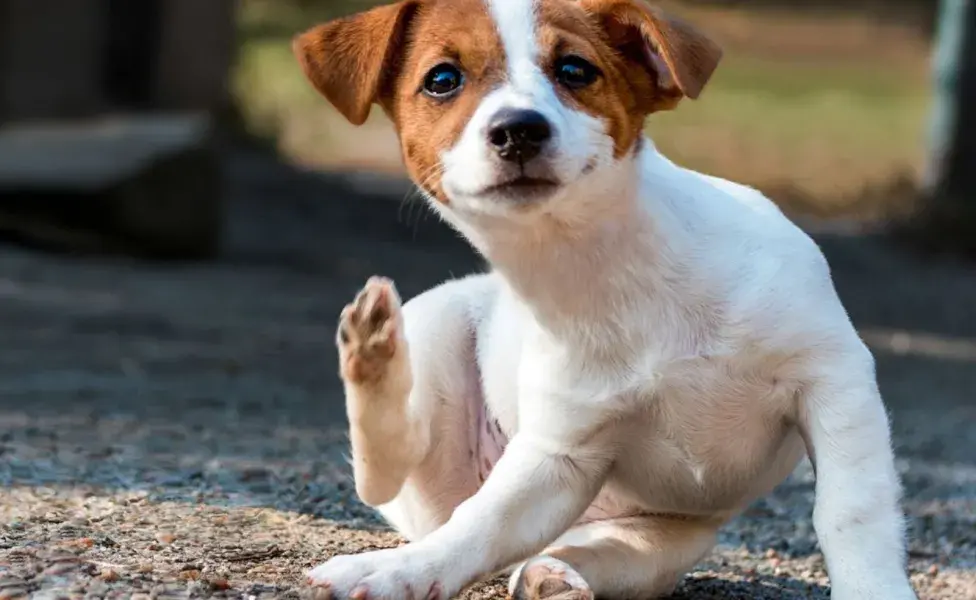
[294,0,721,221]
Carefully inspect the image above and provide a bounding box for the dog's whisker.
[397,166,439,233]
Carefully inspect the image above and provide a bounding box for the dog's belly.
[476,352,806,523]
[475,398,804,524]
[605,415,806,519]
[606,358,807,519]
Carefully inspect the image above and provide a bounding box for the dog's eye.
[555,56,600,90]
[423,64,464,98]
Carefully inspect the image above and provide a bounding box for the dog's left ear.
[292,1,419,125]
[581,0,722,106]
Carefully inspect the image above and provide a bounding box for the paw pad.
[337,277,403,384]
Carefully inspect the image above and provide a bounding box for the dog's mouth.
[481,176,560,198]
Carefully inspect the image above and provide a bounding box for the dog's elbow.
[356,475,405,508]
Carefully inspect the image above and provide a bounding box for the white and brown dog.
[292,0,917,598]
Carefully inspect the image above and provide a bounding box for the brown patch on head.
[387,0,508,203]
[294,0,506,202]
[535,0,722,156]
[534,0,649,157]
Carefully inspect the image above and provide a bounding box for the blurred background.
[0,0,968,248]
[0,1,973,599]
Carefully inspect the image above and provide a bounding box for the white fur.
[307,0,918,597]
[489,0,539,76]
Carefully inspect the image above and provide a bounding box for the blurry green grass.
[234,0,931,216]
[648,55,929,207]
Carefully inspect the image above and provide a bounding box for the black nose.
[487,109,552,163]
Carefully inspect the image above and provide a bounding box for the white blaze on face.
[438,0,616,215]
[488,0,542,88]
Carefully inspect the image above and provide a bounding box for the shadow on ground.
[0,150,972,599]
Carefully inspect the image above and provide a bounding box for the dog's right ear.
[292,1,419,125]
[580,0,721,111]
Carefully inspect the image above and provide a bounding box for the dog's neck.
[440,141,691,341]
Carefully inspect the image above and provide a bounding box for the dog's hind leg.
[336,275,492,541]
[796,359,916,600]
[510,515,719,600]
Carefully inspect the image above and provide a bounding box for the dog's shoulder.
[697,173,785,221]
[650,161,858,356]
[648,159,828,289]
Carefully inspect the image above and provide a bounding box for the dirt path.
[1,152,974,599]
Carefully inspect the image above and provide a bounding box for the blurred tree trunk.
[915,0,976,252]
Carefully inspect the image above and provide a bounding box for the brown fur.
[578,0,723,102]
[292,1,420,125]
[388,0,507,202]
[536,0,655,158]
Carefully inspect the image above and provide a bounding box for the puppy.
[293,0,918,598]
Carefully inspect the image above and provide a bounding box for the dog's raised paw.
[510,557,594,600]
[337,276,404,385]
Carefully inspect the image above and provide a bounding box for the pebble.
[42,562,78,576]
[155,533,176,545]
[0,589,28,600]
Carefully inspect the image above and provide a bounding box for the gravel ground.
[0,151,974,599]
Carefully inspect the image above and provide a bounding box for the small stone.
[0,576,27,588]
[0,579,28,600]
[61,538,94,550]
[99,568,120,582]
[137,563,153,574]
[927,564,940,577]
[42,562,78,576]
[155,532,176,545]
[179,570,202,581]
[86,580,109,594]
[207,577,231,591]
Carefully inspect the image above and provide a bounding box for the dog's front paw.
[827,573,919,600]
[510,556,593,600]
[830,584,918,600]
[337,277,406,386]
[307,548,443,600]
